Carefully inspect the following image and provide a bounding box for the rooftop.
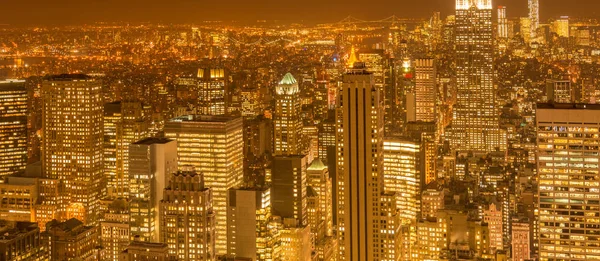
[169,114,241,123]
[45,74,93,81]
[537,103,600,110]
[132,137,174,145]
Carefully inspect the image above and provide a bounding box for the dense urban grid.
[1,0,600,260]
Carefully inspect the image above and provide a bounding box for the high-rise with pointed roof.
[274,73,304,156]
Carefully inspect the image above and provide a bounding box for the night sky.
[2,0,599,26]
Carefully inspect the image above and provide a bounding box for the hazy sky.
[1,0,599,26]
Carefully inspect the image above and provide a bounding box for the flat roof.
[169,115,241,123]
[537,103,600,110]
[45,74,92,81]
[132,137,173,145]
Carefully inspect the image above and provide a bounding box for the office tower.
[0,222,44,260]
[100,200,129,261]
[198,68,228,115]
[160,171,215,261]
[414,58,436,122]
[307,159,333,237]
[104,101,149,197]
[278,218,312,261]
[240,87,265,117]
[415,218,446,261]
[336,63,400,261]
[317,111,336,164]
[271,155,308,226]
[537,103,600,261]
[552,17,570,37]
[128,137,177,242]
[453,0,499,152]
[243,117,271,160]
[512,218,531,261]
[44,218,100,260]
[546,79,575,103]
[520,17,532,44]
[42,74,103,225]
[303,125,319,162]
[0,80,27,177]
[274,73,304,156]
[227,187,277,260]
[497,6,508,39]
[528,0,539,40]
[164,115,243,255]
[383,138,421,221]
[120,241,170,261]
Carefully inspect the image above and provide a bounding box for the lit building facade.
[226,187,277,261]
[159,171,215,261]
[414,58,436,122]
[383,138,421,221]
[274,73,304,156]
[100,202,129,261]
[537,103,600,261]
[0,80,27,177]
[452,0,499,152]
[512,218,531,261]
[0,222,44,261]
[44,218,100,260]
[497,6,508,39]
[546,79,574,103]
[528,0,539,40]
[483,203,503,252]
[128,137,177,242]
[271,155,308,226]
[553,17,570,37]
[197,68,228,116]
[42,74,103,225]
[104,101,149,198]
[164,115,243,255]
[336,63,400,261]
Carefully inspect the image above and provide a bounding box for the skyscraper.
[128,137,178,242]
[274,73,304,156]
[383,137,421,221]
[452,0,499,152]
[271,155,308,226]
[528,0,539,40]
[536,103,600,261]
[159,171,215,261]
[336,63,400,261]
[414,58,436,122]
[497,6,508,39]
[0,80,27,177]
[164,115,244,255]
[197,68,228,116]
[104,101,149,197]
[42,74,103,225]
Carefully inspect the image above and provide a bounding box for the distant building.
[0,221,44,261]
[0,80,27,177]
[42,74,103,225]
[164,115,243,255]
[44,218,100,260]
[271,155,308,226]
[120,240,172,261]
[274,73,304,156]
[159,171,215,261]
[128,137,177,242]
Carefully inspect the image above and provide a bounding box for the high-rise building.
[546,79,575,103]
[104,101,149,197]
[414,58,436,122]
[528,0,539,40]
[42,74,103,225]
[452,0,499,152]
[483,203,503,252]
[278,218,312,261]
[497,6,508,39]
[306,159,333,238]
[226,187,277,261]
[198,68,228,116]
[159,171,215,261]
[536,103,600,261]
[128,137,177,242]
[336,63,400,261]
[383,138,421,221]
[164,115,243,255]
[552,17,570,38]
[520,17,532,44]
[0,80,27,177]
[271,155,308,226]
[274,73,304,156]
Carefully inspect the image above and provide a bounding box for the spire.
[346,46,359,68]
